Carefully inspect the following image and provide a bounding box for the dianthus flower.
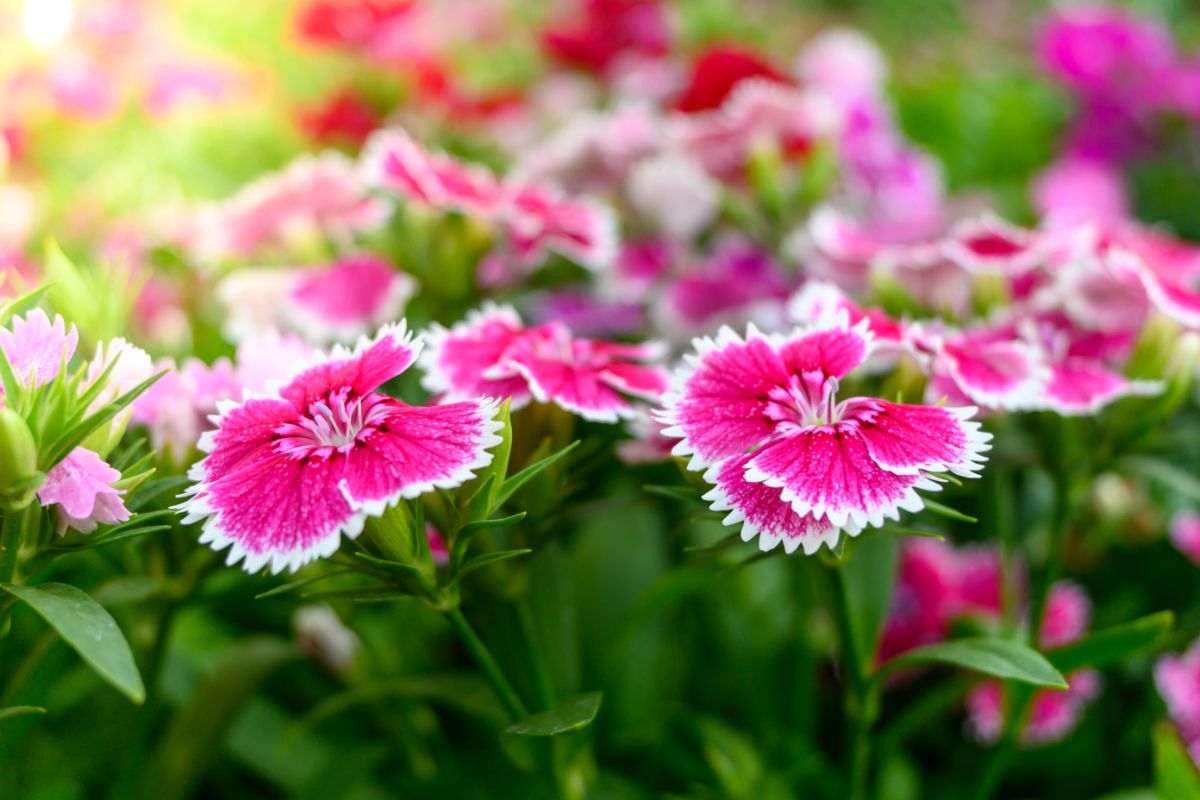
[37,447,130,534]
[180,324,501,574]
[657,318,990,554]
[0,309,78,388]
[420,303,668,423]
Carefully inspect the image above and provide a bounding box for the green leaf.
[0,705,45,724]
[493,440,580,509]
[458,511,527,539]
[841,536,899,671]
[920,499,977,524]
[1123,456,1200,503]
[1,582,145,703]
[1049,611,1173,673]
[1155,721,1200,800]
[0,284,51,327]
[141,637,294,800]
[254,568,357,600]
[504,692,602,736]
[455,548,532,583]
[881,637,1067,688]
[43,370,166,468]
[643,484,705,504]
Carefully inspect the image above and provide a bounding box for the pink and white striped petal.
[361,128,504,215]
[418,302,534,406]
[938,337,1049,411]
[502,184,617,271]
[744,425,937,530]
[1042,357,1161,416]
[338,399,504,514]
[279,323,420,410]
[657,327,791,468]
[703,452,845,555]
[839,398,990,478]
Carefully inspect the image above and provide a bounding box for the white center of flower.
[765,373,843,430]
[276,391,392,455]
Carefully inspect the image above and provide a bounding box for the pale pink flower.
[421,303,668,423]
[657,319,990,554]
[85,338,155,411]
[191,153,385,261]
[0,309,79,388]
[132,357,242,462]
[794,28,888,105]
[1033,157,1129,227]
[626,151,719,241]
[1170,511,1200,566]
[37,448,130,534]
[234,331,317,395]
[179,325,503,574]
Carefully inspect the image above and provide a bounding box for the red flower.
[296,0,415,49]
[541,0,671,74]
[298,90,381,147]
[674,45,790,113]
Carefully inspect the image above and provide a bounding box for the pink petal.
[361,128,502,215]
[289,255,415,343]
[841,398,989,478]
[279,324,418,410]
[596,361,669,401]
[338,399,502,512]
[419,303,534,405]
[1040,581,1092,649]
[777,323,872,381]
[939,338,1047,411]
[37,447,124,525]
[1043,357,1161,416]
[0,309,79,387]
[502,184,616,271]
[744,425,933,530]
[702,451,843,554]
[658,328,790,467]
[1022,669,1101,745]
[1170,511,1200,566]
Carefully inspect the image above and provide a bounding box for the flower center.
[276,390,392,456]
[765,373,841,430]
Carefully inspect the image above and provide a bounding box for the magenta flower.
[0,309,79,388]
[658,320,990,554]
[37,448,130,534]
[1157,637,1200,766]
[1170,511,1200,566]
[132,356,243,463]
[180,325,503,574]
[966,582,1100,746]
[878,539,960,663]
[421,303,668,423]
[362,129,617,271]
[288,254,415,344]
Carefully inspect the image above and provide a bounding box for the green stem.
[0,507,30,638]
[514,597,554,710]
[446,607,528,722]
[830,564,877,800]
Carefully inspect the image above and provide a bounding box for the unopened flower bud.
[0,408,39,509]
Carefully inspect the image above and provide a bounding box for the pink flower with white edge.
[421,303,668,423]
[85,338,155,411]
[503,182,617,272]
[288,254,416,344]
[1170,511,1200,566]
[0,309,79,388]
[1157,637,1200,765]
[179,324,503,574]
[37,447,130,534]
[361,128,505,216]
[657,319,990,554]
[913,323,1050,413]
[190,152,385,262]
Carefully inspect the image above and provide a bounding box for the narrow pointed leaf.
[920,499,977,524]
[493,440,580,509]
[0,705,46,723]
[1049,611,1174,673]
[505,692,602,736]
[1,582,145,703]
[1155,721,1200,800]
[455,549,532,583]
[881,637,1067,688]
[255,569,357,599]
[459,511,527,539]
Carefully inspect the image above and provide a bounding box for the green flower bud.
[0,408,40,509]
